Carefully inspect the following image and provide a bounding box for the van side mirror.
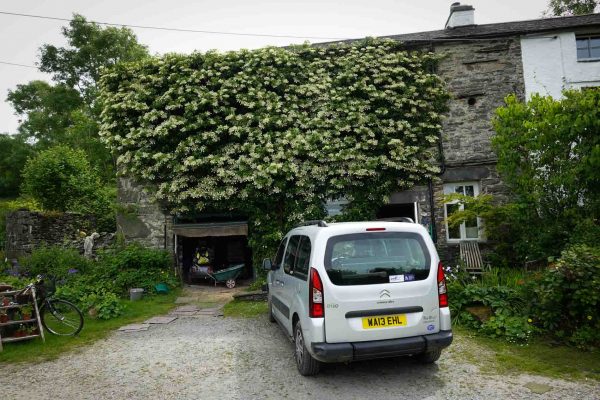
[262,258,273,271]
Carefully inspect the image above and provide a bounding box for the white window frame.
[443,181,483,242]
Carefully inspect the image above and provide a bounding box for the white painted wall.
[521,31,600,99]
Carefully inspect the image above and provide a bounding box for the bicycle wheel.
[41,299,84,336]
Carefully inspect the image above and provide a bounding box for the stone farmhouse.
[118,4,600,278]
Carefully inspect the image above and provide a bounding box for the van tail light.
[437,261,448,308]
[309,268,324,318]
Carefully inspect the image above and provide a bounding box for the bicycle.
[15,275,84,336]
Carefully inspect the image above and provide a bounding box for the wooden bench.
[459,240,484,276]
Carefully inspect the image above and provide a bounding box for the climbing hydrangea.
[99,38,449,266]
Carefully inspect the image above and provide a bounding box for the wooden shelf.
[0,304,28,310]
[0,318,37,327]
[1,334,41,343]
[0,286,45,351]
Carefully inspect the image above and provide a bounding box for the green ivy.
[99,38,449,265]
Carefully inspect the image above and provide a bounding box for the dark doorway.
[179,235,252,284]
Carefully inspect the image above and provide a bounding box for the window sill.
[577,57,600,63]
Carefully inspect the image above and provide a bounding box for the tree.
[546,0,599,16]
[39,14,148,104]
[0,134,34,197]
[7,81,82,147]
[21,146,114,231]
[491,89,600,261]
[99,39,449,263]
[7,14,149,182]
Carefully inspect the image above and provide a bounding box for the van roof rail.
[376,217,415,223]
[296,220,329,228]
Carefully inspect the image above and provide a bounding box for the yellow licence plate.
[362,314,407,329]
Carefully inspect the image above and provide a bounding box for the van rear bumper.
[310,330,453,363]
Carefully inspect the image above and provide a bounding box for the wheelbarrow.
[202,263,245,288]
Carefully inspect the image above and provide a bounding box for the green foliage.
[99,38,449,268]
[479,313,535,344]
[492,90,600,263]
[546,0,598,16]
[6,14,149,182]
[21,245,90,279]
[39,14,148,103]
[6,81,83,148]
[0,134,35,197]
[20,146,115,231]
[529,245,600,348]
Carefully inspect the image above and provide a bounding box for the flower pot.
[0,314,8,323]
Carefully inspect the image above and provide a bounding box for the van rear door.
[321,231,440,343]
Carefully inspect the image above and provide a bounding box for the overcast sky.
[0,0,551,133]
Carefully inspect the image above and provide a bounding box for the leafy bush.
[14,243,178,320]
[491,90,600,263]
[21,245,90,280]
[479,312,535,344]
[529,245,600,348]
[20,146,115,232]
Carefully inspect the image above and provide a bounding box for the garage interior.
[173,220,253,284]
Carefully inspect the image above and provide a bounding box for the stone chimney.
[445,2,475,29]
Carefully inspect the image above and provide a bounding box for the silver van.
[264,220,452,375]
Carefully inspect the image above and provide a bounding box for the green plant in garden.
[21,245,90,279]
[491,90,600,262]
[20,145,115,231]
[529,245,600,348]
[99,38,449,267]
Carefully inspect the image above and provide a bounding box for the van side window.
[283,236,301,274]
[294,236,311,278]
[274,238,287,269]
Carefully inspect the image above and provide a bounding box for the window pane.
[454,186,464,195]
[465,216,479,239]
[465,185,475,197]
[295,237,311,277]
[446,204,461,239]
[324,232,431,286]
[283,236,300,274]
[591,46,600,58]
[590,38,600,48]
[577,48,590,59]
[274,238,287,268]
[576,38,588,49]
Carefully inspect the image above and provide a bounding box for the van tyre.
[294,322,320,376]
[418,348,442,364]
[268,299,276,323]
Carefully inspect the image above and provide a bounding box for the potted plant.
[1,296,10,306]
[21,305,33,320]
[0,310,8,323]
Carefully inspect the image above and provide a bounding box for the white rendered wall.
[521,32,600,99]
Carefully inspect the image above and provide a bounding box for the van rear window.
[323,232,431,286]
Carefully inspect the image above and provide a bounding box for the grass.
[0,290,180,364]
[454,326,600,381]
[223,299,268,318]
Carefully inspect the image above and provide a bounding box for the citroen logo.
[380,289,390,298]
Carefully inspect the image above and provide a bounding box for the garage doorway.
[174,221,252,284]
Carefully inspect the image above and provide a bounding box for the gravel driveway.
[1,292,598,400]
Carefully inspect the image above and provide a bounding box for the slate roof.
[384,13,600,43]
[317,13,600,46]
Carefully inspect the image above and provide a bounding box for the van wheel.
[418,349,442,364]
[294,322,320,376]
[268,299,276,323]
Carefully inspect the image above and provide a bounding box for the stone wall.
[389,38,525,266]
[117,177,173,251]
[4,210,109,258]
